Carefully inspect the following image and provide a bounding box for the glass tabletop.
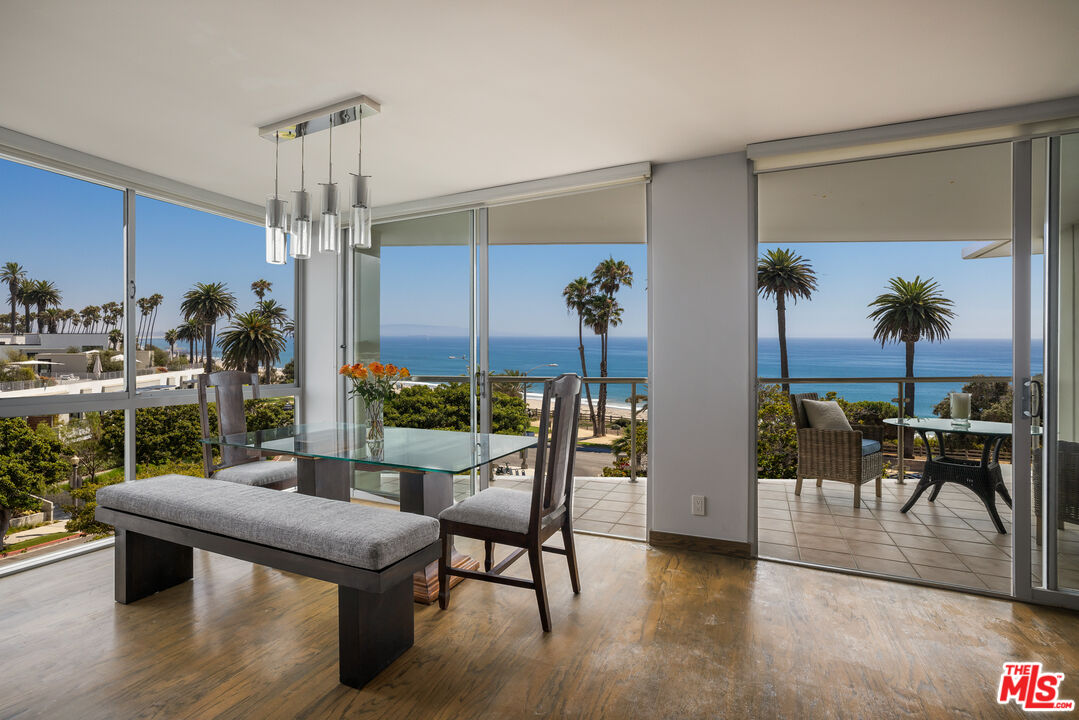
[883,417,1042,437]
[201,423,537,474]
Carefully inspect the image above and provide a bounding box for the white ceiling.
[2,1,1079,208]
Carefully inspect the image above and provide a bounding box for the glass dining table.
[202,423,537,603]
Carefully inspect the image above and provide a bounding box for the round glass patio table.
[883,418,1024,534]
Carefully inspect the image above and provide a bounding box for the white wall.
[299,249,342,424]
[649,152,753,543]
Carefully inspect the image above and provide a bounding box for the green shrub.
[757,384,798,478]
[100,399,296,466]
[822,392,897,425]
[1,418,70,543]
[64,474,123,535]
[932,376,1014,422]
[385,383,528,435]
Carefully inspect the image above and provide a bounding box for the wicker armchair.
[1033,440,1079,543]
[790,392,884,507]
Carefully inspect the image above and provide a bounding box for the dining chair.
[197,371,297,489]
[437,373,582,632]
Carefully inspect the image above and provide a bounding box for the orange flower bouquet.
[339,362,409,444]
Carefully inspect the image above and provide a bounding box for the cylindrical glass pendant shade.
[265,196,288,265]
[319,183,340,254]
[290,189,312,259]
[266,226,287,264]
[349,175,372,249]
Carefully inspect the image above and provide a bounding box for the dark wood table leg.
[901,430,938,513]
[399,470,479,604]
[901,430,1010,534]
[296,457,351,502]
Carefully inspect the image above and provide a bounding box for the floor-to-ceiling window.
[351,210,477,500]
[0,157,125,566]
[755,144,1024,592]
[0,155,300,572]
[352,182,649,538]
[486,186,648,539]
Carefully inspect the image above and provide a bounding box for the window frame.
[0,159,302,477]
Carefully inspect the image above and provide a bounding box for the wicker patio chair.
[1033,439,1079,543]
[790,392,884,508]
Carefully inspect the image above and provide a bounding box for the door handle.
[1023,378,1043,419]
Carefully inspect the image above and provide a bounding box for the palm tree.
[251,278,272,300]
[146,293,164,348]
[868,276,956,457]
[80,305,102,333]
[108,328,123,351]
[43,308,61,334]
[176,319,201,364]
[61,308,78,333]
[219,311,285,382]
[588,258,633,437]
[583,294,624,437]
[101,301,122,333]
[32,280,61,332]
[593,257,633,297]
[255,298,289,327]
[19,279,36,333]
[1,262,26,333]
[163,329,178,359]
[135,297,151,347]
[757,248,818,394]
[563,276,597,431]
[180,282,237,372]
[254,298,290,381]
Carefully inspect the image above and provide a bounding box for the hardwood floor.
[2,534,1078,719]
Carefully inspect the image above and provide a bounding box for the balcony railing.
[757,375,1014,482]
[405,374,648,482]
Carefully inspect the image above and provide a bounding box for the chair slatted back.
[529,374,582,532]
[789,392,820,430]
[198,371,260,477]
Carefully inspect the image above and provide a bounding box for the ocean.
[758,337,1042,416]
[152,333,1038,417]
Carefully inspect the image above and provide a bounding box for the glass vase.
[364,397,385,446]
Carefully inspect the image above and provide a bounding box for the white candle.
[950,392,971,420]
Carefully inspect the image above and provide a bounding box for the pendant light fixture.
[264,133,288,265]
[318,114,340,254]
[258,95,379,264]
[289,134,312,259]
[349,114,372,249]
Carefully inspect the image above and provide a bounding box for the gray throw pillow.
[802,399,852,431]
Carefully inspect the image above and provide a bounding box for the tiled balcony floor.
[494,475,647,539]
[362,473,647,540]
[758,473,1079,592]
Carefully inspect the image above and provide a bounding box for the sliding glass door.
[1027,133,1079,605]
[351,210,478,500]
[357,185,649,537]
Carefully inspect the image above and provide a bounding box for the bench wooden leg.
[115,528,193,604]
[338,577,414,689]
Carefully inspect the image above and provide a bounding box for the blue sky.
[758,241,1041,340]
[380,243,647,337]
[0,158,294,334]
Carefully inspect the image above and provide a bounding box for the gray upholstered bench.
[95,474,440,689]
